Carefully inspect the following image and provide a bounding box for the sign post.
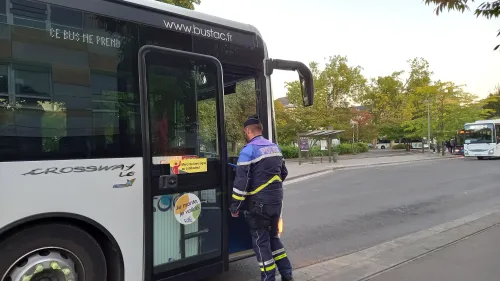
[298,136,310,165]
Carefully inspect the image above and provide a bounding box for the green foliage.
[278,143,368,159]
[276,55,489,151]
[392,144,407,150]
[336,143,359,154]
[482,85,500,118]
[423,0,500,50]
[156,0,200,10]
[280,145,299,159]
[424,0,500,18]
[276,57,367,146]
[355,142,370,152]
[403,81,490,142]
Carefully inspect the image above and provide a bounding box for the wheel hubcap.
[4,249,79,281]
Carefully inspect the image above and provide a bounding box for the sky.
[195,0,500,100]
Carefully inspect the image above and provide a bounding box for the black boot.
[282,277,294,281]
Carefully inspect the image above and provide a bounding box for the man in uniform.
[230,115,293,281]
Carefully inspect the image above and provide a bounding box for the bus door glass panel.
[142,47,225,276]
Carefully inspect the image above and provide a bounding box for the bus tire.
[477,157,484,160]
[0,223,107,281]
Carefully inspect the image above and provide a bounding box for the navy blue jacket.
[230,136,288,213]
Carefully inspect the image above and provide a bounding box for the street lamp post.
[427,97,431,157]
[350,119,358,154]
[356,123,359,143]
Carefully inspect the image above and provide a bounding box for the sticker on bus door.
[170,158,208,174]
[174,193,202,225]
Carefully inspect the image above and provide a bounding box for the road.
[209,157,500,281]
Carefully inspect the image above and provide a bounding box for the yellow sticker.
[170,158,207,174]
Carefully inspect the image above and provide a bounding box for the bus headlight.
[489,148,494,155]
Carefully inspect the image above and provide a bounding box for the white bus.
[464,119,500,159]
[0,0,314,280]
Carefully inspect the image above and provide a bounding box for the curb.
[285,152,419,163]
[285,206,500,281]
[285,155,458,182]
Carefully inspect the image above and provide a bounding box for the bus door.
[139,46,228,281]
[227,156,254,261]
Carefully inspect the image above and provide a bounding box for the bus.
[464,119,500,159]
[375,139,390,149]
[0,0,315,280]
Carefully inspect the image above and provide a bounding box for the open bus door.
[453,129,465,155]
[227,157,255,262]
[225,58,315,263]
[139,46,229,281]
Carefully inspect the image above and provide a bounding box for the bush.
[279,142,369,158]
[355,142,369,153]
[392,144,407,150]
[309,146,325,157]
[280,145,299,159]
[337,144,353,154]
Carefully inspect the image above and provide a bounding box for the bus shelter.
[297,129,344,165]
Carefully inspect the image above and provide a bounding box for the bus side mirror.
[265,59,314,107]
[298,72,312,107]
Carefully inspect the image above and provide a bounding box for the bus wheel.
[0,223,106,281]
[477,157,484,160]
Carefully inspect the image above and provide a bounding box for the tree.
[350,107,378,142]
[358,58,432,143]
[274,100,302,145]
[403,80,490,154]
[359,71,407,125]
[284,56,367,137]
[424,0,500,50]
[482,84,500,118]
[156,0,201,10]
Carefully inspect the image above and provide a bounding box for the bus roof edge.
[121,0,263,37]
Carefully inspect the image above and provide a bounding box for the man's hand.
[231,210,239,217]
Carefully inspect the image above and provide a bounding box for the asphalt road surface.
[209,157,500,281]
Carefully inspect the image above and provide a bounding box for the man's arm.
[281,159,288,181]
[230,145,253,215]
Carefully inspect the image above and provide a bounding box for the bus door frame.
[138,45,229,281]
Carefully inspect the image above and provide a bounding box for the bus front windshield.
[464,124,494,144]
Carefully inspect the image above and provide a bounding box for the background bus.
[0,0,314,281]
[376,139,391,149]
[464,119,500,159]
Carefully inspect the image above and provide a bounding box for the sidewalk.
[285,153,456,180]
[367,224,500,281]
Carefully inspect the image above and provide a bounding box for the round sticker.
[157,195,172,212]
[174,193,201,225]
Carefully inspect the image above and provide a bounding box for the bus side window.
[0,3,142,162]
